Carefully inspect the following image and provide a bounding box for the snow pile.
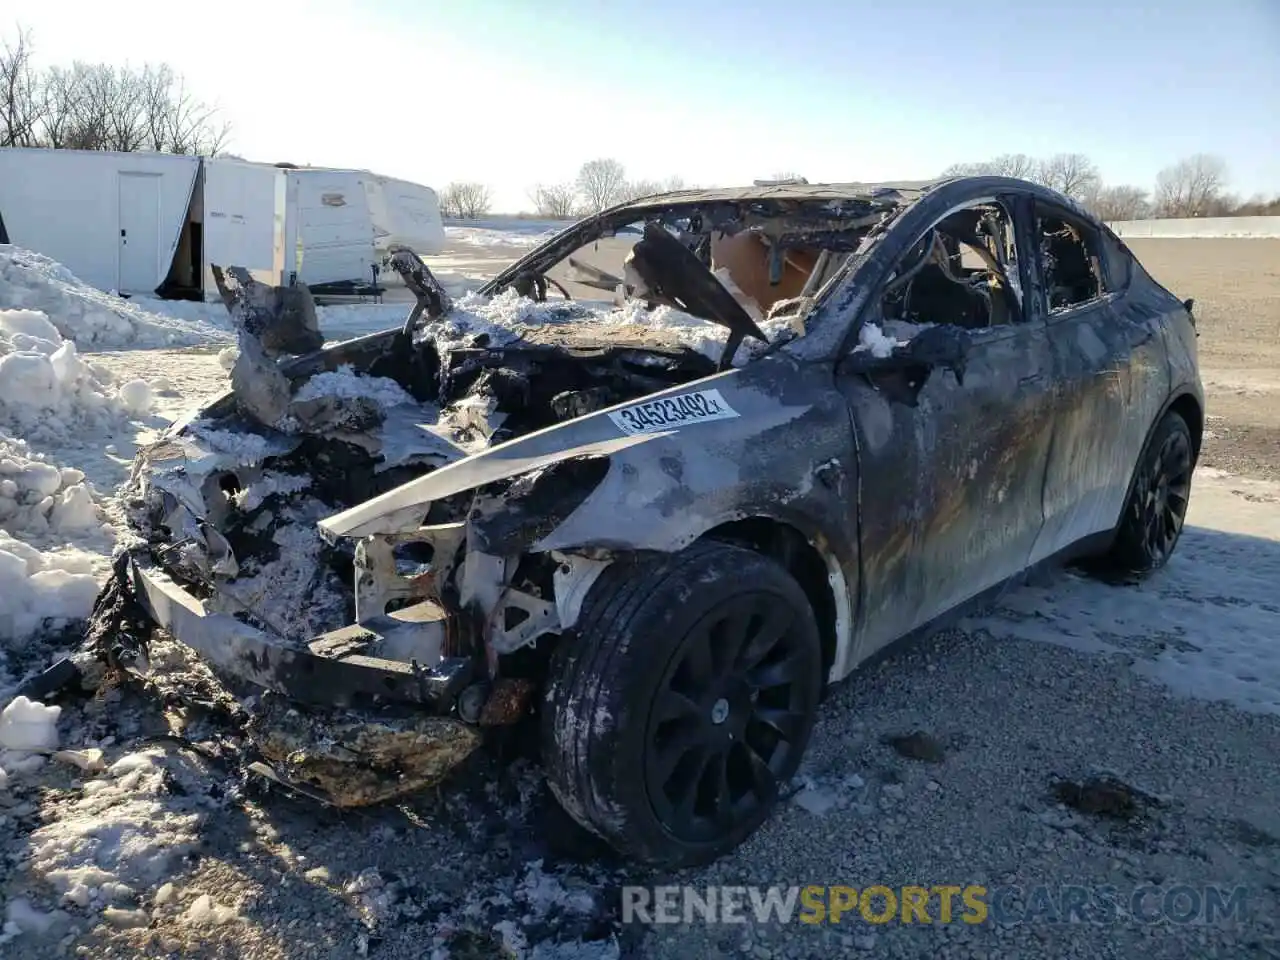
[0,439,104,649]
[293,365,416,408]
[24,748,205,908]
[0,245,230,349]
[0,309,160,441]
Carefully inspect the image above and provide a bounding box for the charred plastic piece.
[386,245,452,334]
[247,693,483,807]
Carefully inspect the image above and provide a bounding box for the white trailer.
[0,148,200,295]
[281,169,445,293]
[0,147,445,300]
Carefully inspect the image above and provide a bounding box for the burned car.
[89,178,1202,866]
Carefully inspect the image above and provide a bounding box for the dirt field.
[1124,238,1280,480]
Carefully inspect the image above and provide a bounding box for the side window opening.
[881,201,1022,330]
[1037,210,1107,312]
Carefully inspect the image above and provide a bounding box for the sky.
[7,0,1279,213]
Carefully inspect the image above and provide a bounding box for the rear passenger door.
[1030,201,1170,562]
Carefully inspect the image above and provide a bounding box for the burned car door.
[833,197,1056,669]
[1026,202,1171,561]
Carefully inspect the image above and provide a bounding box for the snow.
[185,893,241,926]
[0,438,106,652]
[116,378,153,415]
[444,218,561,249]
[3,898,68,937]
[0,695,61,752]
[293,364,416,408]
[968,470,1280,716]
[427,288,784,365]
[853,321,904,358]
[0,246,230,348]
[25,747,205,902]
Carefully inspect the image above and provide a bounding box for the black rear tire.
[541,540,822,867]
[1104,410,1194,574]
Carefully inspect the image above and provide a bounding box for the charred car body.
[89,178,1201,865]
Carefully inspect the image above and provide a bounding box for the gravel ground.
[2,233,1278,959]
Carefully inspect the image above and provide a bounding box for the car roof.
[613,180,941,210]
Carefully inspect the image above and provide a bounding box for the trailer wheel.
[541,540,822,867]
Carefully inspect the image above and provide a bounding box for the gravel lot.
[2,231,1277,959]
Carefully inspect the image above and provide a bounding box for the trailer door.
[118,172,162,294]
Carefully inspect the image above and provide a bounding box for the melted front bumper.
[128,555,474,711]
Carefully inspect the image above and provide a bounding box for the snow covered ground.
[0,225,1277,958]
[443,217,563,249]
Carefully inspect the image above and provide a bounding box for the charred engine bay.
[129,316,718,645]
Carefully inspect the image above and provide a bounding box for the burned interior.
[881,201,1022,329]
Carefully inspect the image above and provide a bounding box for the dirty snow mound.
[0,245,229,348]
[24,747,206,909]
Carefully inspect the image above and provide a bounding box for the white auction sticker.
[608,389,741,436]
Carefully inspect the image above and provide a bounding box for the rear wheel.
[1105,410,1194,573]
[541,541,822,866]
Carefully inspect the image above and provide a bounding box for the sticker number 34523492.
[608,389,741,436]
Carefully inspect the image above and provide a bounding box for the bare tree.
[140,64,229,154]
[528,182,578,218]
[765,171,807,183]
[1,23,231,154]
[1036,153,1102,200]
[1088,185,1150,221]
[576,158,627,214]
[619,178,662,202]
[1154,154,1228,218]
[439,182,492,219]
[0,25,40,146]
[941,153,1039,180]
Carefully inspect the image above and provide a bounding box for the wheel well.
[1168,393,1203,460]
[703,518,839,674]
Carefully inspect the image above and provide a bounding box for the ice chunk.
[50,483,98,531]
[4,898,66,936]
[117,379,153,414]
[0,696,62,752]
[0,352,58,406]
[0,308,62,344]
[185,893,239,925]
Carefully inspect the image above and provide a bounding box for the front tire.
[541,541,822,867]
[1105,410,1194,573]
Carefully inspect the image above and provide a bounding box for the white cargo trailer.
[280,169,445,293]
[0,148,444,300]
[0,148,200,295]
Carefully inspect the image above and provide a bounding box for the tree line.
[439,158,688,220]
[1,26,229,155]
[445,153,1277,221]
[940,152,1279,219]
